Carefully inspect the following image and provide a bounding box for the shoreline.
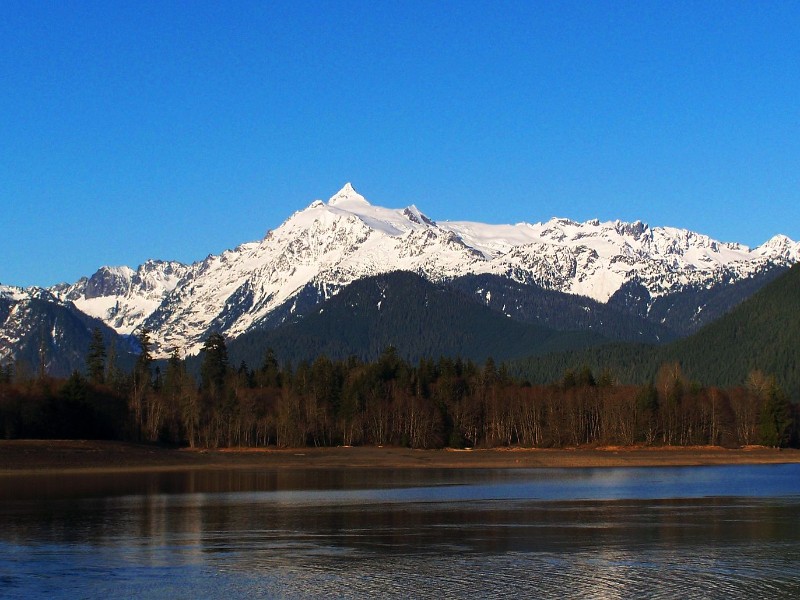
[1,440,799,475]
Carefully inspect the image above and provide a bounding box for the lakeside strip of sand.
[1,440,799,475]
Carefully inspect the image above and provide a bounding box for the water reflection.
[1,465,799,598]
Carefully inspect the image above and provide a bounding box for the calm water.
[1,464,799,598]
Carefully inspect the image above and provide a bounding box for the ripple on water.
[195,546,797,600]
[2,466,800,599]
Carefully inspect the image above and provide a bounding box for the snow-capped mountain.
[1,285,43,364]
[30,183,798,358]
[52,260,190,335]
[0,283,123,373]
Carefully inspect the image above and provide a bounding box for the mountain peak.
[402,205,436,227]
[756,234,799,261]
[328,183,370,206]
[764,234,793,246]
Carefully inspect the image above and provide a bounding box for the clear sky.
[2,0,799,287]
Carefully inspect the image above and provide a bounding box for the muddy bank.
[1,440,799,475]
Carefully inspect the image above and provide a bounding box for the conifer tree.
[86,327,106,385]
[259,348,281,388]
[131,327,154,439]
[61,370,87,405]
[200,332,229,394]
[106,341,120,389]
[758,380,792,448]
[134,327,154,389]
[164,347,184,394]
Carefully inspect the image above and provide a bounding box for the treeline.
[1,329,798,448]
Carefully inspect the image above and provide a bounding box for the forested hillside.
[512,263,800,399]
[226,272,607,366]
[448,274,675,343]
[2,263,796,450]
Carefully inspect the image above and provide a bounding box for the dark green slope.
[512,263,800,398]
[668,261,800,393]
[226,271,606,367]
[644,265,789,336]
[449,274,676,343]
[608,264,788,337]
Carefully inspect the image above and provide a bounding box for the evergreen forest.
[1,330,797,449]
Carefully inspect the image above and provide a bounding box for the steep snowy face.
[52,260,190,335]
[1,286,30,361]
[0,293,31,363]
[141,185,488,356]
[34,183,798,358]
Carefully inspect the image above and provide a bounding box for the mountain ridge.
[3,184,798,360]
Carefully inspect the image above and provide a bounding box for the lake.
[1,464,799,598]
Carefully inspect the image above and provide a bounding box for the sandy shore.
[1,440,799,475]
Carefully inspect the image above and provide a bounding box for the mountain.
[51,260,190,335]
[5,183,798,362]
[224,271,607,367]
[511,263,800,399]
[449,266,789,343]
[0,285,132,377]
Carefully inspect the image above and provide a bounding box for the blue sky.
[2,1,799,287]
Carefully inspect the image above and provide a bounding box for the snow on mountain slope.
[138,184,487,356]
[0,285,68,363]
[0,284,30,303]
[32,183,799,358]
[52,260,190,335]
[755,234,800,262]
[441,217,788,301]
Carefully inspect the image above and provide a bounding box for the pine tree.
[61,370,87,405]
[259,348,281,388]
[130,327,154,440]
[106,341,120,390]
[134,328,154,390]
[86,327,106,385]
[758,381,792,448]
[200,332,229,394]
[164,347,184,396]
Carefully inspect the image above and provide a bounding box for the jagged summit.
[328,182,370,206]
[756,234,800,261]
[402,205,436,227]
